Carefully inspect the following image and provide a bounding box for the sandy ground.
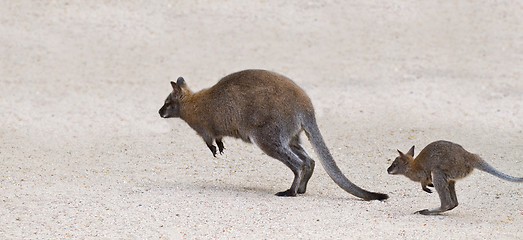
[1,1,522,239]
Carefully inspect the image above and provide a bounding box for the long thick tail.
[475,158,523,182]
[303,119,388,200]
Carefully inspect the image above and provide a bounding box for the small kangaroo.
[159,69,388,200]
[387,140,523,215]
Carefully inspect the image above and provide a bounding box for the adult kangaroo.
[159,69,388,200]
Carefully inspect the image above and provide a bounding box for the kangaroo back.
[302,116,389,200]
[474,157,523,182]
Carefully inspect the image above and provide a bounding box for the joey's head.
[387,146,415,175]
[159,77,191,118]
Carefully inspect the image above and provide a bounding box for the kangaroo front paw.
[207,144,217,157]
[216,140,225,154]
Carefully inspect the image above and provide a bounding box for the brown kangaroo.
[159,69,388,200]
[387,140,523,215]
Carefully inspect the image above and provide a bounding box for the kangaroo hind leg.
[290,134,315,194]
[416,171,457,215]
[448,180,458,210]
[251,133,306,197]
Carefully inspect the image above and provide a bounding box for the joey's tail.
[475,158,523,182]
[302,119,389,200]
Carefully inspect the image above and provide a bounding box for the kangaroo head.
[387,145,415,175]
[159,77,190,118]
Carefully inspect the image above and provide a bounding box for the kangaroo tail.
[302,118,388,200]
[475,157,523,182]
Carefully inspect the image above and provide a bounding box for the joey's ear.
[397,149,404,156]
[170,81,177,89]
[406,145,415,157]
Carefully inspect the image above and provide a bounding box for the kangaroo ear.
[176,77,186,88]
[397,149,404,156]
[170,81,182,95]
[407,145,415,157]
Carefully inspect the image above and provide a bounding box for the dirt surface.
[1,1,522,239]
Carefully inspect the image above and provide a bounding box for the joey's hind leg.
[290,135,315,194]
[416,172,457,215]
[448,180,458,210]
[251,133,305,197]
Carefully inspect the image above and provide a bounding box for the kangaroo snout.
[159,106,167,118]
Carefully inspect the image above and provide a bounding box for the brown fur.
[388,140,523,215]
[159,69,388,200]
